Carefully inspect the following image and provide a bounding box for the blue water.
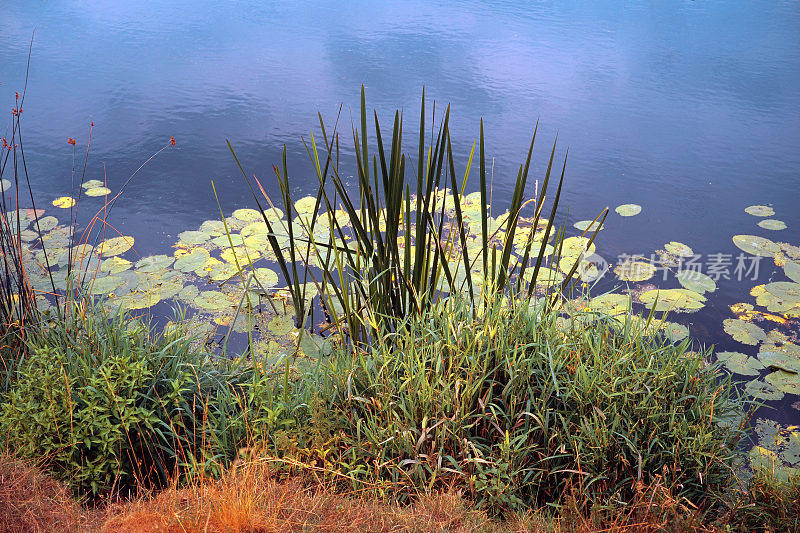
[1,2,799,349]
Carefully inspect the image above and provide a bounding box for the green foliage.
[0,300,309,496]
[308,294,745,513]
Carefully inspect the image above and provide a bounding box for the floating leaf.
[52,196,75,209]
[560,236,595,258]
[765,370,800,395]
[745,205,775,217]
[36,216,58,232]
[211,233,245,248]
[758,219,786,231]
[764,282,800,306]
[663,241,693,258]
[85,186,111,197]
[573,220,604,232]
[135,255,174,272]
[716,351,766,376]
[81,179,104,189]
[232,208,263,222]
[723,318,766,345]
[732,235,780,257]
[178,230,211,246]
[268,315,294,336]
[252,267,279,289]
[294,196,317,214]
[588,293,631,317]
[614,261,656,282]
[195,290,233,311]
[615,204,641,217]
[174,248,210,272]
[745,380,784,401]
[784,262,800,283]
[663,322,689,343]
[758,351,800,374]
[639,288,706,312]
[96,236,134,257]
[676,270,716,293]
[100,256,132,274]
[298,332,332,358]
[88,275,125,295]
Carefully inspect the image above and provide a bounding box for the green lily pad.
[174,248,211,272]
[96,236,134,257]
[100,256,132,274]
[744,380,784,401]
[523,267,564,287]
[36,216,59,232]
[676,270,716,293]
[732,235,780,257]
[663,322,689,343]
[199,220,226,236]
[208,261,240,282]
[178,230,211,246]
[81,179,105,189]
[135,255,174,272]
[211,233,244,248]
[663,241,694,258]
[573,220,604,232]
[195,290,233,311]
[252,267,279,289]
[85,186,111,197]
[764,282,800,306]
[588,293,631,317]
[723,318,767,345]
[177,284,199,302]
[298,332,332,358]
[559,236,595,258]
[745,205,775,217]
[88,275,125,295]
[765,370,800,395]
[232,208,263,222]
[615,204,641,217]
[614,261,657,282]
[758,219,786,231]
[716,351,766,376]
[758,351,800,374]
[268,315,295,336]
[639,288,706,312]
[784,262,800,283]
[294,196,317,214]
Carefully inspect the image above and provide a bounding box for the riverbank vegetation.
[1,87,799,531]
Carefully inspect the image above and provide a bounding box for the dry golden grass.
[0,454,82,533]
[1,454,726,533]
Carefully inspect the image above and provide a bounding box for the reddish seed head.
[67,137,76,145]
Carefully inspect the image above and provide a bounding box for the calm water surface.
[2,1,800,419]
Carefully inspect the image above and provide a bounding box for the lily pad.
[745,380,784,401]
[784,262,800,283]
[88,275,125,295]
[81,179,104,189]
[745,205,775,217]
[100,256,132,274]
[96,236,134,257]
[252,267,279,289]
[614,261,657,282]
[36,216,59,232]
[559,236,595,258]
[758,219,786,231]
[174,248,211,272]
[764,282,800,306]
[268,315,295,336]
[715,351,766,376]
[211,233,244,248]
[195,290,233,311]
[723,318,766,345]
[573,220,604,232]
[765,370,800,395]
[758,351,800,374]
[732,235,780,257]
[588,293,631,317]
[178,230,211,246]
[676,270,716,293]
[232,208,263,222]
[52,196,75,209]
[639,288,706,312]
[663,241,694,258]
[663,322,689,343]
[135,255,174,272]
[294,196,317,214]
[615,204,641,217]
[85,186,111,197]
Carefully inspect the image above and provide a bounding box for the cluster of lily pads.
[6,188,800,476]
